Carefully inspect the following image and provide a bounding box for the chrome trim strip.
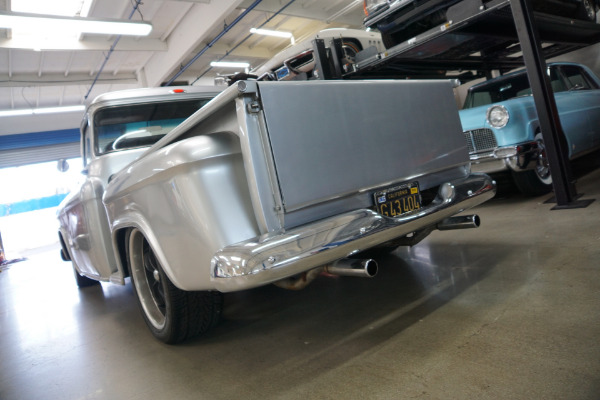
[470,158,508,174]
[470,152,495,160]
[469,142,541,173]
[210,173,496,292]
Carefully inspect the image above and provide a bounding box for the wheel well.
[115,228,131,277]
[58,232,71,261]
[343,38,362,52]
[530,122,541,137]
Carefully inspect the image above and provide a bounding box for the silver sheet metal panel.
[258,80,468,212]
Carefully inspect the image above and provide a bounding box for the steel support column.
[510,0,593,209]
[312,39,335,80]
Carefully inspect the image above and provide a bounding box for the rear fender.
[105,132,260,291]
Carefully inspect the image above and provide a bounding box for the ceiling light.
[0,105,85,118]
[0,11,152,36]
[11,0,94,17]
[250,28,295,44]
[250,28,293,39]
[210,61,251,68]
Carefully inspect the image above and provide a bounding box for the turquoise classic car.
[459,62,600,196]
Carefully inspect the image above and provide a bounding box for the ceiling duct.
[163,0,264,86]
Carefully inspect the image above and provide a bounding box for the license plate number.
[374,182,421,217]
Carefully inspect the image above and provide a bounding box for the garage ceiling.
[0,0,366,135]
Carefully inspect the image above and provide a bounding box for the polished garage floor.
[1,167,599,400]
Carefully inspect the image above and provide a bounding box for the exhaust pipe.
[274,258,378,290]
[436,214,480,231]
[324,258,378,278]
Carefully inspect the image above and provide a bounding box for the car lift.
[311,0,600,208]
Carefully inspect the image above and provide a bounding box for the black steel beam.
[510,0,593,209]
[311,39,334,80]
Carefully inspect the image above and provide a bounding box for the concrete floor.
[1,166,599,400]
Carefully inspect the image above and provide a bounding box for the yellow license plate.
[374,182,421,217]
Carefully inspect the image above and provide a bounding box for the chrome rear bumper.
[210,173,496,292]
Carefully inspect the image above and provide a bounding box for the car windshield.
[463,67,567,109]
[94,98,212,155]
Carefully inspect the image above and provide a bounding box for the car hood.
[459,95,537,130]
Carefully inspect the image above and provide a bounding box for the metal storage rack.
[312,0,600,208]
[349,0,600,81]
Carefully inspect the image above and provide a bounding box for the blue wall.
[0,128,80,151]
[0,194,69,217]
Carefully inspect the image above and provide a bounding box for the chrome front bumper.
[470,141,541,174]
[210,173,496,292]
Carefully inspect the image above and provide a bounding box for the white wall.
[0,111,83,136]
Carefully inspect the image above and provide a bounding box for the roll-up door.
[0,129,80,168]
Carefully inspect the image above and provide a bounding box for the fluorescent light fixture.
[250,28,293,39]
[210,61,251,68]
[0,105,85,118]
[12,0,93,17]
[0,11,152,36]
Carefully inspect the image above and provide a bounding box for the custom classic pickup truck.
[58,80,496,343]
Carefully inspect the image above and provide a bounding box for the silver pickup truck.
[58,80,496,343]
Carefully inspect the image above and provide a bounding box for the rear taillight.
[364,0,388,17]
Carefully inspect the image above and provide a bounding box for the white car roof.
[252,28,382,76]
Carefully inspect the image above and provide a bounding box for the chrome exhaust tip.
[436,214,480,231]
[324,258,378,278]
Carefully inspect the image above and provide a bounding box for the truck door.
[64,125,117,280]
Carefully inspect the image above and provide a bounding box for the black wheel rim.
[535,136,552,184]
[142,241,166,316]
[129,229,167,329]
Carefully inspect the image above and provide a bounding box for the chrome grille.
[463,129,497,154]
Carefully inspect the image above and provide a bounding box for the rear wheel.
[381,32,397,50]
[511,133,553,196]
[341,40,361,64]
[127,228,222,344]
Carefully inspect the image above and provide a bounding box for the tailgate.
[256,80,469,226]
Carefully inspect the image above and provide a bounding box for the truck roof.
[88,85,223,108]
[82,85,224,132]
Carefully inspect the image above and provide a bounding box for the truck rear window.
[94,98,211,155]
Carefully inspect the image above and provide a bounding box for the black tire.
[381,32,397,50]
[73,267,101,288]
[511,133,553,196]
[126,228,223,344]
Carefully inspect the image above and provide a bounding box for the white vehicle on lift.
[251,28,385,81]
[58,79,495,344]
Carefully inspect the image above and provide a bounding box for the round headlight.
[486,105,509,128]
